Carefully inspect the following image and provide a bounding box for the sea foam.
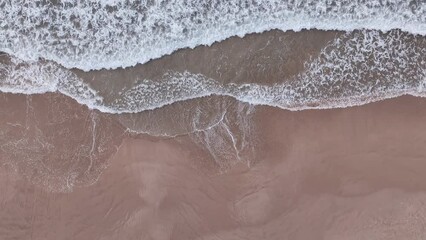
[1,30,424,114]
[1,0,425,71]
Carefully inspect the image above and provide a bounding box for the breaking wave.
[1,0,425,70]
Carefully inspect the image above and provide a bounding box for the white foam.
[1,0,425,70]
[0,58,113,112]
[0,30,424,114]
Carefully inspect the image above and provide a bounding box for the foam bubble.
[0,30,424,114]
[1,0,425,70]
[0,57,112,112]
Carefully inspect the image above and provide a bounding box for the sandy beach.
[1,2,425,239]
[1,93,426,240]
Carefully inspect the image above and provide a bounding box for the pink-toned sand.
[1,93,426,240]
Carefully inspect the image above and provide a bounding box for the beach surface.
[1,1,425,239]
[1,94,426,240]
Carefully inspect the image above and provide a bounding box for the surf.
[1,30,424,114]
[1,0,425,71]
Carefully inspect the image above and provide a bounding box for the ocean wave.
[1,30,424,114]
[1,0,425,70]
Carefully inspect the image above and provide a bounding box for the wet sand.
[1,93,426,239]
